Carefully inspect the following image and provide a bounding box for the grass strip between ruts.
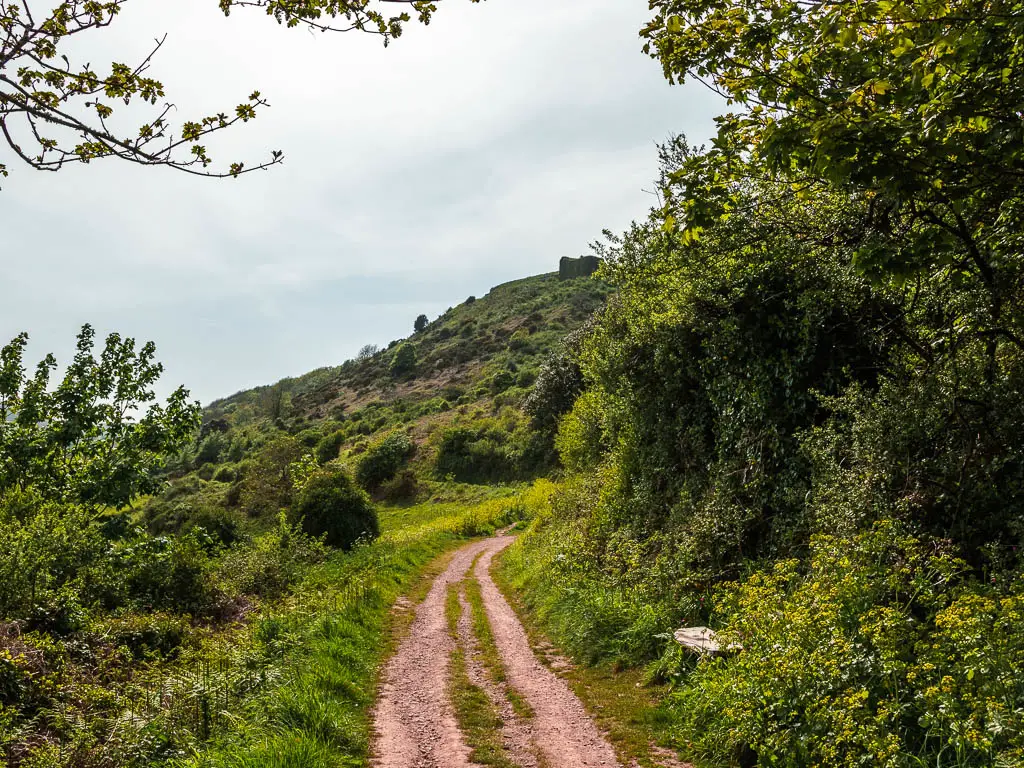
[445,582,518,768]
[464,559,536,722]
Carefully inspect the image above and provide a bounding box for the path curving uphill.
[370,534,624,768]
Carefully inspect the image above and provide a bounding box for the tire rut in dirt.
[475,537,623,768]
[371,540,491,768]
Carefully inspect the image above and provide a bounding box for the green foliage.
[524,347,584,431]
[671,522,1024,768]
[505,22,1024,756]
[554,389,605,473]
[115,529,218,615]
[499,477,677,667]
[101,613,189,661]
[578,198,893,583]
[388,343,417,378]
[314,429,346,465]
[377,469,422,503]
[0,492,100,620]
[291,468,379,549]
[644,1,1024,285]
[414,314,429,333]
[434,425,507,483]
[0,325,200,508]
[216,513,327,599]
[355,431,414,490]
[183,505,242,547]
[239,436,303,518]
[431,409,550,484]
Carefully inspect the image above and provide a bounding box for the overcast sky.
[2,0,721,405]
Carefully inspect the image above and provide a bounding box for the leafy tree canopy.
[643,0,1024,327]
[0,0,479,182]
[0,324,200,508]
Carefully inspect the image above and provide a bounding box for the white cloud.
[2,0,722,402]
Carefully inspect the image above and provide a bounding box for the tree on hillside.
[0,325,200,508]
[356,343,379,361]
[0,0,479,182]
[389,343,416,377]
[414,314,429,333]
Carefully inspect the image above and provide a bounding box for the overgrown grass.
[178,496,522,768]
[444,584,517,768]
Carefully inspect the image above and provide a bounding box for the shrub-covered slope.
[147,271,610,535]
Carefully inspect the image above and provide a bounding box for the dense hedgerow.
[502,164,1024,766]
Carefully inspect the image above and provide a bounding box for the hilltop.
[140,268,610,535]
[205,269,607,427]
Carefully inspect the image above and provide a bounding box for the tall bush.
[291,468,379,549]
[355,432,414,490]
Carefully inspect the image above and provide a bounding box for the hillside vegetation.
[6,2,1024,767]
[0,271,608,766]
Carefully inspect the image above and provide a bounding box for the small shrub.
[295,428,324,448]
[355,432,415,490]
[378,469,422,503]
[516,369,537,388]
[389,344,417,378]
[524,351,584,431]
[103,614,188,660]
[489,370,516,394]
[183,506,241,547]
[25,589,88,636]
[291,469,379,549]
[314,429,346,464]
[117,530,218,615]
[509,328,532,350]
[212,465,236,483]
[217,514,327,599]
[433,426,508,483]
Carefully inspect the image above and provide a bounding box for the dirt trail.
[371,534,625,768]
[475,538,621,767]
[372,539,491,768]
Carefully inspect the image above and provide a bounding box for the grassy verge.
[493,547,678,768]
[179,496,521,768]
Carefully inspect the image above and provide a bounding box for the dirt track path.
[371,534,624,768]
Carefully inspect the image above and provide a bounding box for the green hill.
[206,271,606,426]
[143,270,610,535]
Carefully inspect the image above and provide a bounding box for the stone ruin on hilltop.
[558,255,601,280]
